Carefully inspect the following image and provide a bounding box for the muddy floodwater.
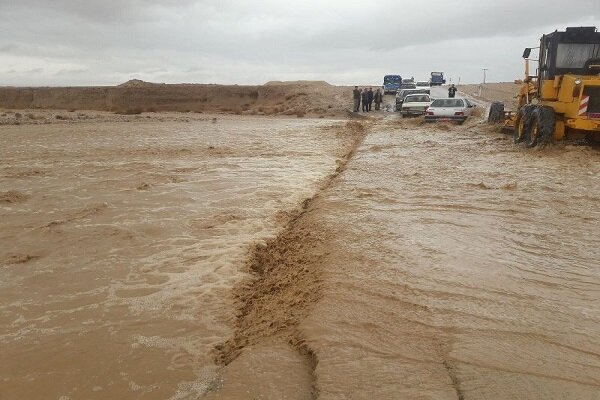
[1,113,599,399]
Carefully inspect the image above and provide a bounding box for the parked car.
[424,98,476,123]
[400,94,431,117]
[415,81,431,94]
[395,88,430,110]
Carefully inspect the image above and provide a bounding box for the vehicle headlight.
[574,78,582,85]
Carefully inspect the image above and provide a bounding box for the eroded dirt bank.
[0,80,350,118]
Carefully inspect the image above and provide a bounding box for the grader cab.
[498,27,600,147]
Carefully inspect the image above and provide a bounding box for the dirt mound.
[0,81,350,117]
[117,79,156,88]
[459,82,519,110]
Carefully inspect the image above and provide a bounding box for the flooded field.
[1,113,599,399]
[0,115,353,399]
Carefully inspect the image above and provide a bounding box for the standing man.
[367,87,374,111]
[361,88,369,112]
[448,84,457,98]
[374,88,383,110]
[353,86,361,112]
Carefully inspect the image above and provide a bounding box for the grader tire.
[488,101,505,123]
[527,106,556,148]
[513,105,535,144]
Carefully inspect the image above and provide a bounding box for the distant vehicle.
[402,77,415,84]
[425,98,475,123]
[400,94,431,117]
[415,81,431,94]
[400,82,417,90]
[395,88,430,110]
[430,71,446,86]
[383,75,402,94]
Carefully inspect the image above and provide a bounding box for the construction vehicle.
[497,27,600,147]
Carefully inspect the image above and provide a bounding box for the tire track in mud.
[213,120,368,397]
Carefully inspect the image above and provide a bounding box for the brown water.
[0,115,350,399]
[301,119,600,399]
[1,114,599,399]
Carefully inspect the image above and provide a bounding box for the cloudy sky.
[1,0,599,86]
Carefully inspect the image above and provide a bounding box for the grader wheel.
[527,106,556,148]
[513,105,535,144]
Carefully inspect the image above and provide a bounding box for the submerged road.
[301,117,600,399]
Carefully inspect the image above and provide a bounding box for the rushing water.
[1,114,599,400]
[0,115,346,399]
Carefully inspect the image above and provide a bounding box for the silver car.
[424,98,476,124]
[395,88,430,110]
[400,94,431,117]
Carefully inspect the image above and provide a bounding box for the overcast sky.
[1,0,599,86]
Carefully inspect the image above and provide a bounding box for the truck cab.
[430,72,446,86]
[383,75,402,94]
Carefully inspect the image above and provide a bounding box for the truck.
[501,26,600,147]
[430,72,446,86]
[383,75,402,94]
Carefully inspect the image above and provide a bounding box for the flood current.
[1,114,599,399]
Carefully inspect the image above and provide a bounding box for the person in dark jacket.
[353,86,361,112]
[374,88,383,110]
[367,87,374,111]
[361,89,369,112]
[448,84,457,98]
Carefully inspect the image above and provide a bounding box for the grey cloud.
[0,0,598,86]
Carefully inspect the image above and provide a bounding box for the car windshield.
[401,83,416,89]
[405,95,430,103]
[384,75,402,84]
[416,82,429,87]
[431,99,464,107]
[431,72,443,76]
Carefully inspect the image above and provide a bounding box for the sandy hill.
[0,80,351,117]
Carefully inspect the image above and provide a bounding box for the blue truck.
[430,71,446,86]
[383,75,402,94]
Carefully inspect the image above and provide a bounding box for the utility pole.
[479,68,488,97]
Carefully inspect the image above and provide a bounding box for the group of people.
[353,86,384,112]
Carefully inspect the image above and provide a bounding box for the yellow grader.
[490,27,600,147]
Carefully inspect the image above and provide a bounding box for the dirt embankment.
[458,82,520,110]
[0,79,351,118]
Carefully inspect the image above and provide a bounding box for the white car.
[416,81,431,90]
[424,98,476,124]
[400,94,431,117]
